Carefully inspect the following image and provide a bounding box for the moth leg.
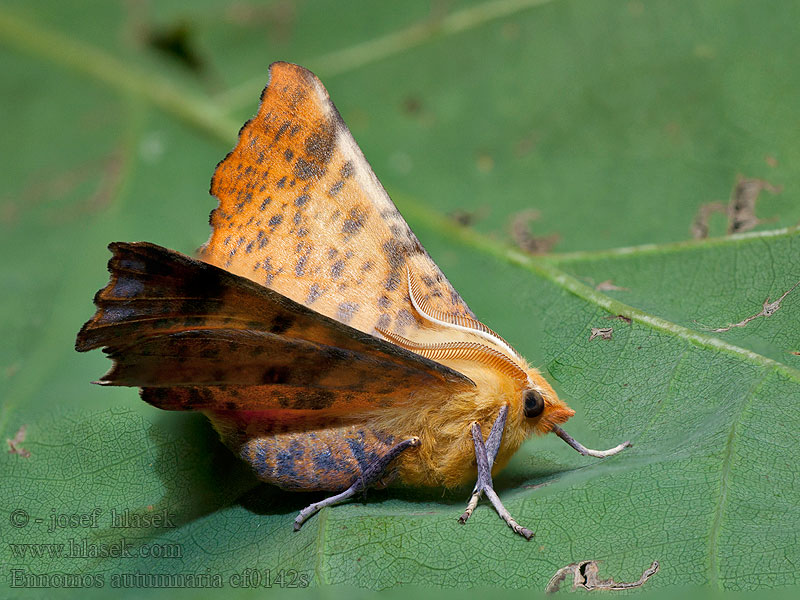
[293,436,420,531]
[465,421,534,540]
[459,404,508,524]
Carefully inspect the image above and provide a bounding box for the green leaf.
[547,229,800,365]
[2,0,798,594]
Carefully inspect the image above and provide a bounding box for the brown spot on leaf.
[728,176,782,234]
[510,209,559,254]
[692,176,782,239]
[604,314,632,324]
[7,425,30,458]
[449,208,488,227]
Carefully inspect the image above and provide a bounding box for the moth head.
[522,368,575,435]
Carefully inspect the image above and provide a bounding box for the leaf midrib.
[543,225,800,264]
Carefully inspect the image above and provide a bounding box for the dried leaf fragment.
[510,209,559,254]
[589,327,613,341]
[545,560,659,593]
[7,425,31,458]
[595,280,629,292]
[728,176,782,234]
[705,279,800,332]
[691,176,782,239]
[691,201,726,239]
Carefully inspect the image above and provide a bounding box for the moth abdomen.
[238,425,396,492]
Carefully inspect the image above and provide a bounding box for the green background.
[2,0,799,595]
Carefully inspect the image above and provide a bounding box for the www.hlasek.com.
[9,569,311,589]
[9,537,182,560]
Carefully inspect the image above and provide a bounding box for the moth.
[76,62,630,539]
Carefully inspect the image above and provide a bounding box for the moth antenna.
[406,266,522,358]
[377,327,529,385]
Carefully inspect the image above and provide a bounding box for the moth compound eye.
[523,389,545,418]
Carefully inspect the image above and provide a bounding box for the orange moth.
[76,62,630,539]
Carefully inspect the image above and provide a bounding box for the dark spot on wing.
[294,157,322,180]
[340,161,354,179]
[336,302,359,324]
[381,238,407,270]
[397,309,416,327]
[305,121,334,164]
[296,254,307,276]
[270,314,293,335]
[274,121,290,142]
[384,272,401,291]
[185,387,214,408]
[331,259,345,279]
[329,180,344,196]
[306,283,323,304]
[342,207,367,236]
[305,390,336,410]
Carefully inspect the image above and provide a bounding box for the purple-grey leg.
[465,420,534,540]
[293,436,420,531]
[459,404,508,524]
